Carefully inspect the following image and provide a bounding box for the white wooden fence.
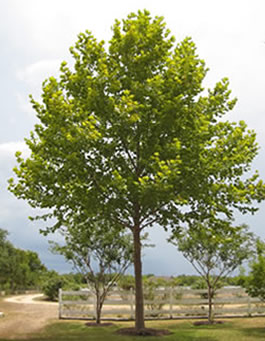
[59,287,265,320]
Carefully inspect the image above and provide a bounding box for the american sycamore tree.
[170,221,254,324]
[50,222,133,324]
[8,10,265,332]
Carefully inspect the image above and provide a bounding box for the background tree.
[170,221,254,324]
[8,10,265,332]
[8,249,46,290]
[244,239,265,301]
[0,229,14,290]
[50,221,133,324]
[0,228,47,291]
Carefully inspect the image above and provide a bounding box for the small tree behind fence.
[59,287,265,320]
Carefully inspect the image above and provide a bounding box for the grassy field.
[1,318,265,341]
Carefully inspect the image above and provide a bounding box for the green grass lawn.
[1,318,265,341]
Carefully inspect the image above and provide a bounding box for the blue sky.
[1,0,265,275]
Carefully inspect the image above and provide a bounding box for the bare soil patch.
[85,321,114,327]
[193,320,225,326]
[116,327,172,336]
[0,294,58,339]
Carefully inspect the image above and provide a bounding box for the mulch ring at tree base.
[85,322,115,327]
[193,320,224,326]
[116,327,172,336]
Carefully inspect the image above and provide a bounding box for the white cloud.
[0,141,30,221]
[17,59,62,87]
[16,93,35,117]
[0,141,29,161]
[16,59,62,117]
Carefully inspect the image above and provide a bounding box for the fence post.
[169,287,173,319]
[130,288,134,320]
[247,295,251,317]
[58,288,62,319]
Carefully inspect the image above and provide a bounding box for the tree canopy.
[8,10,265,332]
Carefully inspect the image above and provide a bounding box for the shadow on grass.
[0,322,219,341]
[166,333,216,341]
[241,327,265,339]
[191,322,233,330]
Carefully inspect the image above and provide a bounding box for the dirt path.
[0,294,58,339]
[4,294,57,305]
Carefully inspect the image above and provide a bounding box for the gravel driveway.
[0,294,58,339]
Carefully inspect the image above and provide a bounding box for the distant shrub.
[42,273,80,301]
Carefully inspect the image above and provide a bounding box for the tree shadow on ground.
[241,327,265,339]
[159,322,219,341]
[170,334,216,341]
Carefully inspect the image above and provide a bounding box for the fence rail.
[59,287,265,320]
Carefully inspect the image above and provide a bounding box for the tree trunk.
[133,225,145,331]
[96,309,101,324]
[96,292,102,324]
[207,285,214,324]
